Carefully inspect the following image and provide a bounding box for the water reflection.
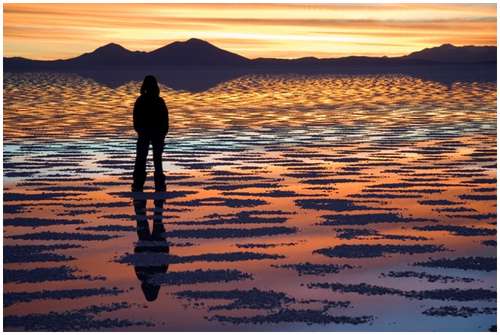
[133,197,169,302]
[73,65,496,92]
[75,68,250,92]
[3,72,496,331]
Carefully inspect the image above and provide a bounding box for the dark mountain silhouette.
[70,43,147,66]
[4,38,249,70]
[4,38,496,72]
[4,43,145,70]
[147,38,250,66]
[406,43,496,63]
[253,55,440,67]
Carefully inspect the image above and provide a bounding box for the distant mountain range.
[4,38,496,71]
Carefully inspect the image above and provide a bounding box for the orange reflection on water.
[3,72,497,331]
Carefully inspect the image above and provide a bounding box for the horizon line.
[4,38,497,62]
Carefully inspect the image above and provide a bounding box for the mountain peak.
[104,42,122,48]
[185,38,208,44]
[148,38,249,65]
[166,38,216,49]
[439,43,455,48]
[91,43,131,56]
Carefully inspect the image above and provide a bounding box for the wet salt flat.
[3,72,497,331]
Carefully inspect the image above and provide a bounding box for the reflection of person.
[132,75,169,192]
[133,198,169,302]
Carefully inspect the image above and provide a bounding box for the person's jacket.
[133,94,169,136]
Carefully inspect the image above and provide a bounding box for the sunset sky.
[3,3,497,60]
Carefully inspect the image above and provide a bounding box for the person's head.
[141,281,161,302]
[140,75,159,96]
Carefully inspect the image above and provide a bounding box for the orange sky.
[3,3,497,60]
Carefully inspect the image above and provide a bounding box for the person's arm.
[160,98,169,135]
[133,97,143,134]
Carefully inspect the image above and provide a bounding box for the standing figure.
[132,75,169,192]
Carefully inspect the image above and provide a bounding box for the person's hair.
[140,75,160,96]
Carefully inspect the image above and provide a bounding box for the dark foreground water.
[3,72,497,331]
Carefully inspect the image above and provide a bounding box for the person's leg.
[152,198,166,240]
[152,134,165,175]
[152,134,166,191]
[133,199,150,241]
[132,135,149,191]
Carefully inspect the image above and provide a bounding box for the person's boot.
[132,171,146,192]
[131,183,143,192]
[154,172,166,192]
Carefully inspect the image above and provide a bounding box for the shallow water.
[3,72,497,331]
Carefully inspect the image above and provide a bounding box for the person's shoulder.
[158,96,168,106]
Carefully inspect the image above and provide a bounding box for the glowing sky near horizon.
[3,3,497,60]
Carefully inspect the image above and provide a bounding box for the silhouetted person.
[133,197,169,302]
[132,75,169,192]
